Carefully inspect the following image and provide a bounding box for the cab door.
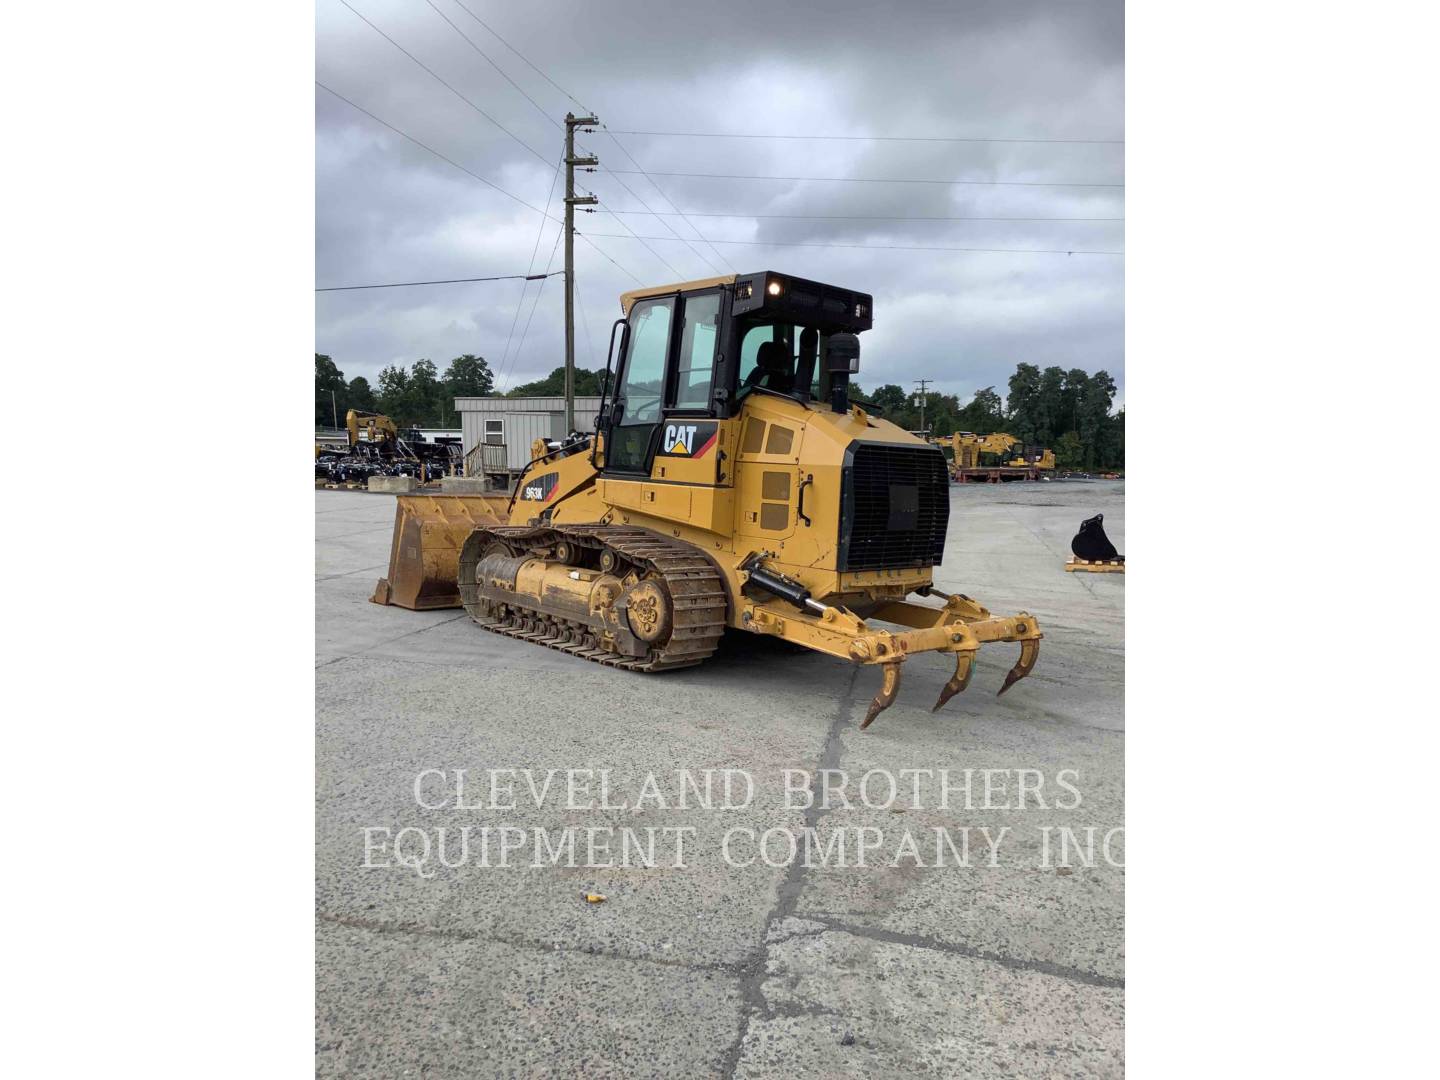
[600,289,735,533]
[605,294,675,474]
[651,289,723,487]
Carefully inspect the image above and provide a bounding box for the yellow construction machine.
[931,432,1055,471]
[346,409,402,450]
[318,410,402,460]
[370,272,1041,727]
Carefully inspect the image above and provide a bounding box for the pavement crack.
[806,915,1124,989]
[718,666,859,1079]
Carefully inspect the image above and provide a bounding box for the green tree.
[870,384,909,415]
[440,354,495,425]
[1006,363,1042,444]
[346,376,375,413]
[916,391,963,436]
[1055,430,1085,469]
[1078,370,1117,468]
[957,386,1005,433]
[1060,369,1091,436]
[508,366,610,397]
[315,353,347,428]
[1105,408,1125,470]
[407,359,441,426]
[1034,366,1066,446]
[376,364,409,419]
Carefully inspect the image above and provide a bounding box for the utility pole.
[914,378,932,434]
[330,389,338,431]
[564,112,599,436]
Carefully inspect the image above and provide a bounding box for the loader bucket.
[370,493,511,610]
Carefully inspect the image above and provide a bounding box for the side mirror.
[826,332,861,374]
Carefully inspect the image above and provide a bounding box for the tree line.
[315,353,496,430]
[315,354,614,430]
[316,354,1122,469]
[849,363,1123,470]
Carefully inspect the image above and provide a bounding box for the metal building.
[455,395,602,479]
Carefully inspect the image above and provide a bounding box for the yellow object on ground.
[1065,558,1126,573]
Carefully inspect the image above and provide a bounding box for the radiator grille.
[838,442,950,571]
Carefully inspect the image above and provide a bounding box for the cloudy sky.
[316,0,1123,407]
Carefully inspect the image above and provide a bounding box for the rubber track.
[463,524,729,672]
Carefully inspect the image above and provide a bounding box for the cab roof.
[618,274,736,315]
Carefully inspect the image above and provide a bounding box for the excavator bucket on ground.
[1071,513,1123,562]
[370,494,511,610]
[1067,513,1125,572]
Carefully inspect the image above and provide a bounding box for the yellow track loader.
[370,272,1041,727]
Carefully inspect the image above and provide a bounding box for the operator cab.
[599,271,872,474]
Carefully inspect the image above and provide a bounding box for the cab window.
[673,292,719,410]
[737,321,796,394]
[617,297,672,424]
[606,295,673,473]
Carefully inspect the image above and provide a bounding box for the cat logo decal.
[659,422,718,458]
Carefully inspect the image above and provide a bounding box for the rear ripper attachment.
[737,556,1042,728]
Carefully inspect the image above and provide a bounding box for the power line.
[315,81,552,216]
[602,129,736,274]
[316,272,555,292]
[334,0,551,166]
[315,81,643,284]
[415,3,688,282]
[580,234,1123,256]
[591,203,686,279]
[604,129,1123,146]
[503,224,566,391]
[572,232,644,285]
[408,0,730,275]
[586,170,720,278]
[575,281,598,371]
[499,151,566,382]
[421,0,558,128]
[447,0,594,115]
[602,169,1125,189]
[603,210,1125,222]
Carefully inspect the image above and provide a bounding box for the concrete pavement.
[316,480,1125,1077]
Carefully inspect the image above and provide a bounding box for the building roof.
[454,395,603,412]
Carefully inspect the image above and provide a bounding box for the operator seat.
[744,340,794,393]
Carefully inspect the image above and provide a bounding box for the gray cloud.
[316,0,1123,405]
